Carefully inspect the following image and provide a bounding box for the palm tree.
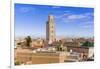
[25,36,32,48]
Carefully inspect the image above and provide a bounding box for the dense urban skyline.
[15,3,94,38]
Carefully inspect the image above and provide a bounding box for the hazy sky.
[15,3,94,38]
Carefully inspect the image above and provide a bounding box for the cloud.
[84,13,94,16]
[81,21,94,29]
[82,25,92,28]
[19,7,34,13]
[67,13,93,20]
[51,6,61,8]
[64,11,71,13]
[55,14,69,19]
[55,12,94,24]
[67,14,86,20]
[55,11,72,19]
[84,21,94,24]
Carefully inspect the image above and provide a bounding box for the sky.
[15,3,94,38]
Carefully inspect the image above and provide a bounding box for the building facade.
[31,39,44,48]
[66,46,94,59]
[46,15,56,44]
[15,49,66,65]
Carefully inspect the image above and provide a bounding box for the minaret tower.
[46,15,56,44]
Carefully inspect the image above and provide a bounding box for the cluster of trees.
[56,45,62,51]
[81,41,94,47]
[56,43,63,51]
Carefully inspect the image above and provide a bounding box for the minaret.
[46,15,56,44]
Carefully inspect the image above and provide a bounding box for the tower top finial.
[48,15,54,21]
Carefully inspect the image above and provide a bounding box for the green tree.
[15,60,21,65]
[25,36,32,48]
[82,41,94,47]
[56,43,62,51]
